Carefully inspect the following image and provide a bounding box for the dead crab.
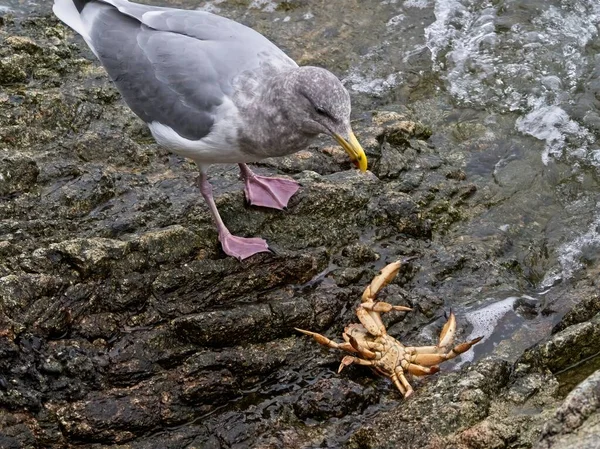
[296,260,482,398]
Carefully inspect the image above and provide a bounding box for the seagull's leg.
[238,163,300,210]
[197,169,270,260]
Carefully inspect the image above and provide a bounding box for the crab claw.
[348,335,377,359]
[438,310,457,350]
[452,336,484,354]
[362,261,402,302]
[295,328,330,345]
[338,355,356,373]
[295,328,342,349]
[360,302,412,313]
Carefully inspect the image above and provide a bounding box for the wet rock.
[72,131,151,166]
[0,54,28,84]
[5,36,42,54]
[367,188,431,237]
[340,243,380,266]
[552,293,600,334]
[536,369,600,449]
[0,273,64,321]
[173,294,319,346]
[347,358,512,448]
[41,237,129,278]
[131,225,201,264]
[183,339,293,378]
[505,372,557,404]
[333,267,367,287]
[0,155,39,196]
[454,419,517,449]
[0,413,38,449]
[259,145,348,175]
[376,143,410,179]
[519,311,600,373]
[153,249,329,316]
[293,377,378,420]
[48,168,117,217]
[56,392,162,444]
[76,313,120,340]
[383,120,433,147]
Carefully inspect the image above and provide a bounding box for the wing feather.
[56,0,297,141]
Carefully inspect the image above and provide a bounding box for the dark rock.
[5,36,42,54]
[0,55,28,84]
[293,377,378,420]
[553,293,600,334]
[341,242,380,266]
[173,296,315,346]
[519,312,600,373]
[56,393,162,443]
[536,369,600,449]
[0,155,39,196]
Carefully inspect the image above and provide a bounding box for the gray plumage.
[80,0,294,142]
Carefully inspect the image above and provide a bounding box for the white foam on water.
[515,102,595,165]
[342,37,403,96]
[458,296,516,365]
[0,5,12,12]
[344,71,399,96]
[424,0,600,284]
[541,214,600,288]
[425,0,600,167]
[404,0,430,8]
[425,1,500,104]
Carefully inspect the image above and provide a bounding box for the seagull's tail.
[52,0,94,41]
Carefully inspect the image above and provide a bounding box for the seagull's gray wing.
[79,1,295,141]
[93,0,279,43]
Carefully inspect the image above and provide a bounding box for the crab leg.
[338,355,374,373]
[346,335,377,359]
[394,367,414,398]
[390,372,409,397]
[295,328,357,353]
[356,302,411,337]
[356,306,386,336]
[402,361,440,376]
[402,311,482,366]
[411,336,483,366]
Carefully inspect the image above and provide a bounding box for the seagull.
[53,0,368,260]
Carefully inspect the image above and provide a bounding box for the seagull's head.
[292,66,367,172]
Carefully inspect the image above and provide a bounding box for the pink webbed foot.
[243,175,300,209]
[219,231,271,261]
[239,164,300,210]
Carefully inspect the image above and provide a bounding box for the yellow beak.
[333,130,368,172]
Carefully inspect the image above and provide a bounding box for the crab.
[296,260,482,398]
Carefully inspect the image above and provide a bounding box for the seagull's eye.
[315,106,328,116]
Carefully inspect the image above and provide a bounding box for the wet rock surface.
[1,6,600,449]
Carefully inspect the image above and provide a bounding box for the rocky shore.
[1,8,600,449]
